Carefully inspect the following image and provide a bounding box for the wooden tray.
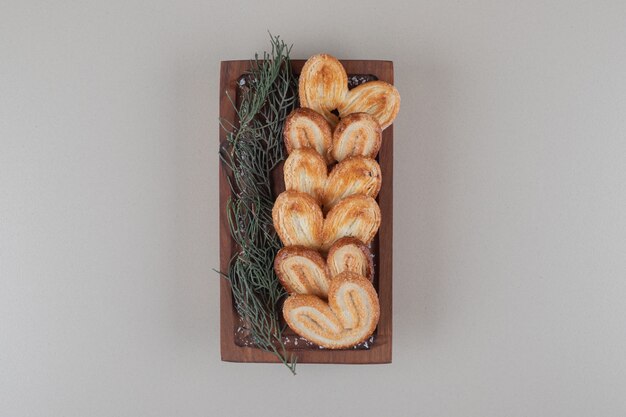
[219,59,393,364]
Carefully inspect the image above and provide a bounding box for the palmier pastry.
[272,191,323,249]
[322,194,381,250]
[283,108,334,164]
[327,237,374,282]
[283,148,327,202]
[337,80,400,130]
[332,113,382,162]
[283,272,380,349]
[322,157,381,212]
[274,246,331,297]
[298,54,348,128]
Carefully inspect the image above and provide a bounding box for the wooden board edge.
[219,61,240,362]
[218,59,394,364]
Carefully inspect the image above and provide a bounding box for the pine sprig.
[219,34,298,374]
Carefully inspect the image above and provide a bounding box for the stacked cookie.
[272,54,400,349]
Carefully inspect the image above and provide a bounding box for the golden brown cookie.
[283,148,328,203]
[274,246,331,297]
[338,80,400,130]
[332,113,382,162]
[322,157,381,212]
[283,108,334,164]
[322,194,381,250]
[327,237,374,282]
[272,191,323,249]
[298,54,348,128]
[283,272,380,349]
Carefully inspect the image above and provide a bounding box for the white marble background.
[2,0,625,416]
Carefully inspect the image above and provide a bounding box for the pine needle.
[218,34,298,374]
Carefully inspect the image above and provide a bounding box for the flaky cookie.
[272,191,324,249]
[327,237,374,282]
[332,113,382,162]
[283,107,334,164]
[283,148,327,203]
[338,80,400,130]
[298,54,348,128]
[283,272,380,349]
[322,194,381,250]
[322,156,381,212]
[274,246,331,297]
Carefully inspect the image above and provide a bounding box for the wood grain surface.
[219,60,394,364]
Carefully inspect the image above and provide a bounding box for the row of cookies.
[272,54,399,349]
